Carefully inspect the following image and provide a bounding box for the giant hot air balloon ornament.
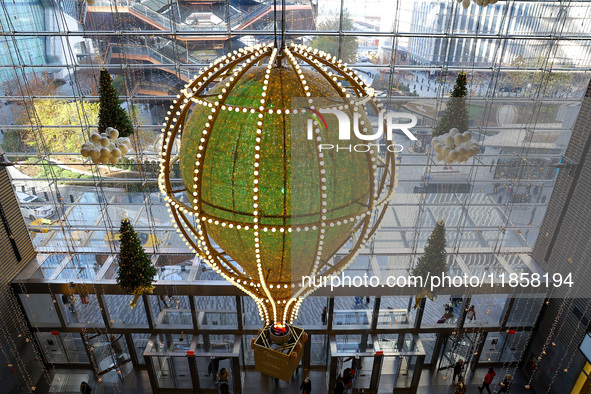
[159,43,396,379]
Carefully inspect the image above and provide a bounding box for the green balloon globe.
[161,44,395,324]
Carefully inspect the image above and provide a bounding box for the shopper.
[453,375,467,394]
[478,367,495,393]
[109,334,123,357]
[61,294,71,311]
[219,382,230,394]
[321,306,327,325]
[444,304,455,320]
[80,381,92,394]
[159,294,169,309]
[466,305,476,321]
[207,356,220,378]
[451,297,463,307]
[452,359,464,382]
[343,368,353,388]
[300,377,312,394]
[64,294,76,313]
[497,374,513,393]
[217,368,230,385]
[334,376,345,394]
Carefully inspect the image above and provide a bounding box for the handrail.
[108,44,192,81]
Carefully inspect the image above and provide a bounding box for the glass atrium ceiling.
[2,0,591,281]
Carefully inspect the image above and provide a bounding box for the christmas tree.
[433,72,469,137]
[98,69,134,137]
[412,220,447,286]
[116,218,157,307]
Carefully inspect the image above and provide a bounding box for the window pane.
[195,296,238,329]
[20,294,60,326]
[103,295,149,328]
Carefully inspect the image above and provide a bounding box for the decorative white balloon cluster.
[80,127,131,165]
[456,0,498,9]
[431,128,479,163]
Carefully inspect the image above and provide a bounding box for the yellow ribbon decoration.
[413,288,435,310]
[129,285,155,309]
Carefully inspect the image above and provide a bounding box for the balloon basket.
[253,324,306,382]
[269,323,292,344]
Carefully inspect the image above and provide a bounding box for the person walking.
[109,334,123,358]
[80,381,92,394]
[343,368,353,389]
[466,305,476,321]
[300,377,312,394]
[452,359,464,382]
[159,294,169,309]
[65,294,76,313]
[321,306,327,325]
[351,355,361,373]
[496,374,513,393]
[478,367,495,393]
[61,294,72,312]
[334,376,345,394]
[207,357,220,379]
[217,368,230,385]
[453,375,467,394]
[444,304,455,323]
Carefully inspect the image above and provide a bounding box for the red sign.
[186,350,194,356]
[51,331,59,336]
[508,330,516,335]
[375,351,383,355]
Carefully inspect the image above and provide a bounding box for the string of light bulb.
[159,42,396,326]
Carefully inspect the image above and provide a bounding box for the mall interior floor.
[35,367,533,393]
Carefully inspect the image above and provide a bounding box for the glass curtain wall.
[0,0,588,266]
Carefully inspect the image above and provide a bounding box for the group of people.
[452,360,514,394]
[61,294,79,313]
[334,375,365,394]
[61,293,90,313]
[334,356,363,393]
[334,376,364,394]
[439,304,477,324]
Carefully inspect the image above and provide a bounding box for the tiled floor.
[35,366,535,393]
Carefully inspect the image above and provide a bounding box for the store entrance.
[85,333,133,379]
[144,333,241,393]
[376,334,425,393]
[437,333,482,378]
[328,334,425,393]
[328,333,375,393]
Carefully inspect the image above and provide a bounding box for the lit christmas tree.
[433,72,469,137]
[412,220,447,308]
[98,69,134,137]
[116,218,157,308]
